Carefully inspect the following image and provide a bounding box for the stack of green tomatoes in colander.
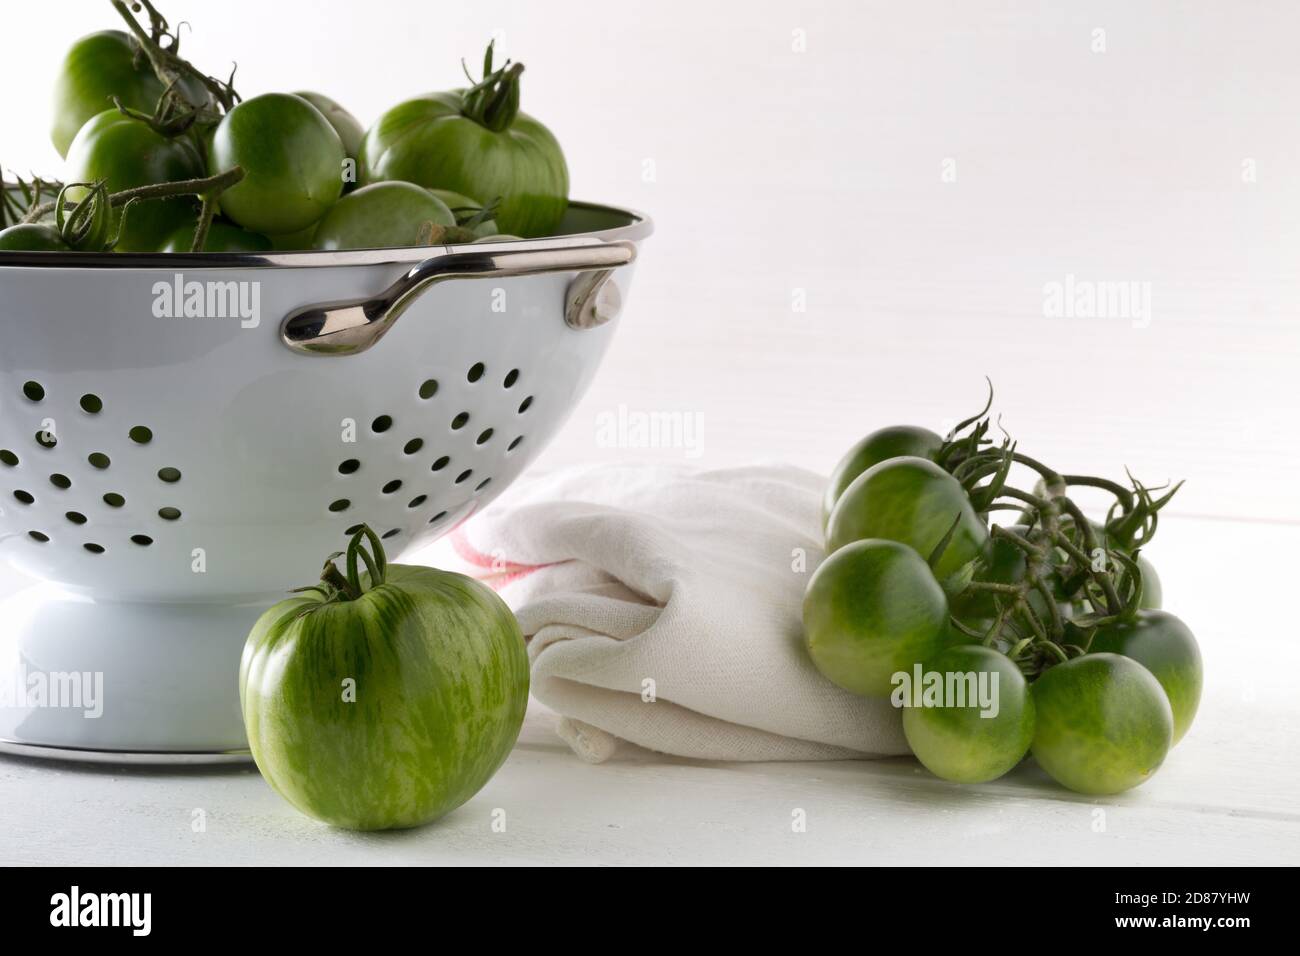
[1,0,556,833]
[1,0,569,255]
[804,386,1201,795]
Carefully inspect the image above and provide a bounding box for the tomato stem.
[109,0,239,112]
[319,525,389,602]
[21,166,245,226]
[461,42,524,132]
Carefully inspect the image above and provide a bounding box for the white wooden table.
[1,512,1297,865]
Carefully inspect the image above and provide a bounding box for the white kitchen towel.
[425,462,909,763]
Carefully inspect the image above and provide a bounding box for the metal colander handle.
[280,240,637,356]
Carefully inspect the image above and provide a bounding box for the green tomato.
[822,426,944,531]
[803,538,950,697]
[210,93,345,235]
[0,223,71,252]
[360,70,568,238]
[159,220,272,253]
[313,181,455,250]
[902,645,1034,783]
[1137,554,1162,609]
[64,109,204,252]
[293,91,365,159]
[1088,610,1200,744]
[240,539,529,831]
[268,224,320,251]
[826,456,989,581]
[51,30,211,158]
[429,188,499,236]
[1031,653,1173,795]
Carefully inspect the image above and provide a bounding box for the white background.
[5,0,1299,523]
[3,1,1299,864]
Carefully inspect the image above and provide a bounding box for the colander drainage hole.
[28,531,49,543]
[503,369,519,388]
[455,469,473,484]
[88,452,111,470]
[13,490,34,505]
[338,458,361,475]
[34,431,56,449]
[418,379,439,400]
[408,494,427,509]
[372,415,393,433]
[518,396,534,414]
[429,511,448,524]
[66,512,87,525]
[345,524,364,536]
[467,362,485,383]
[131,534,153,547]
[0,450,18,466]
[403,438,424,455]
[476,428,493,445]
[49,473,72,489]
[381,479,402,495]
[103,492,125,508]
[83,543,105,554]
[80,394,103,414]
[129,426,153,445]
[508,436,524,452]
[158,506,181,521]
[475,477,491,493]
[329,499,351,513]
[22,382,44,402]
[451,412,469,430]
[382,528,401,540]
[158,466,181,483]
[431,456,450,472]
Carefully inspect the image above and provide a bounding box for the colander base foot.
[0,584,265,764]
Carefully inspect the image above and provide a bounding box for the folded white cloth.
[420,462,909,763]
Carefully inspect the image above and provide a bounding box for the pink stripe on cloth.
[448,526,564,590]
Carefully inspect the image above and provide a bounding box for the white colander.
[0,201,650,762]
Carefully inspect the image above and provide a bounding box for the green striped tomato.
[825,456,989,582]
[1030,653,1173,795]
[822,425,944,531]
[240,528,529,830]
[359,45,568,238]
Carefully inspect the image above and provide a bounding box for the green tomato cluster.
[806,412,1202,795]
[2,8,568,254]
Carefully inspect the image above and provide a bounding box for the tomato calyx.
[52,180,120,251]
[298,525,391,607]
[414,221,480,245]
[459,41,525,132]
[1,171,63,229]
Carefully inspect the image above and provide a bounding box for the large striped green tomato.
[240,527,529,830]
[359,45,568,237]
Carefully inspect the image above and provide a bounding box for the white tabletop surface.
[1,513,1297,866]
[4,0,1300,865]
